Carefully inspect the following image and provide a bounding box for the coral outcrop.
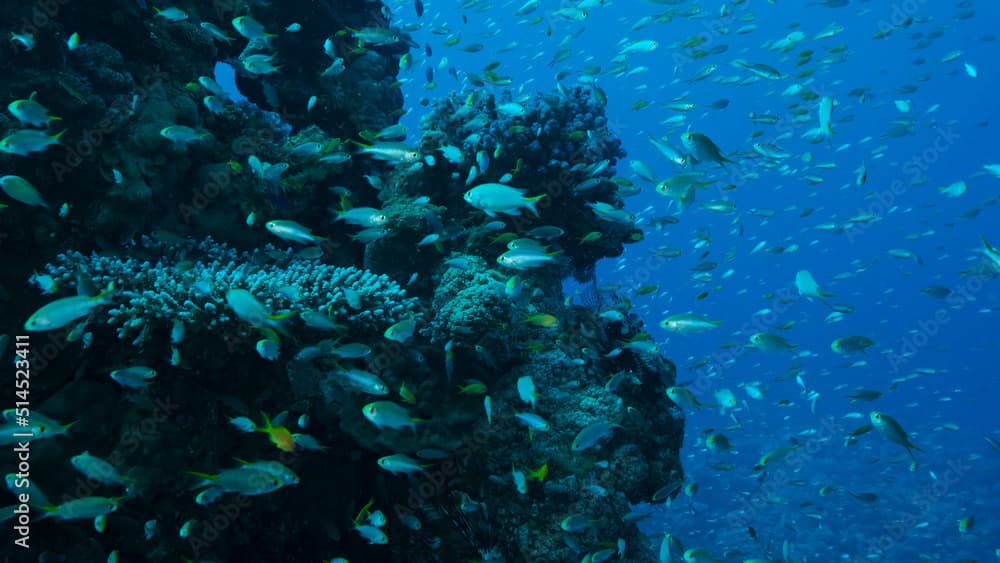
[0,1,684,561]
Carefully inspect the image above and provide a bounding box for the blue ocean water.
[396,1,999,561]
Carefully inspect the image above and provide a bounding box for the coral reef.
[0,0,685,561]
[415,87,641,279]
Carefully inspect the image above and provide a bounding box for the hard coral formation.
[42,237,421,344]
[416,86,640,279]
[428,255,512,345]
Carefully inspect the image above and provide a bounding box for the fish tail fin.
[527,462,548,482]
[982,235,996,253]
[264,314,292,337]
[408,418,425,435]
[259,328,284,349]
[49,115,62,122]
[91,282,116,302]
[50,129,67,141]
[257,411,273,433]
[548,250,571,266]
[819,290,836,298]
[350,139,372,151]
[524,194,546,217]
[353,497,375,525]
[187,470,216,481]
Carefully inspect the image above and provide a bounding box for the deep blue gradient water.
[395,1,998,561]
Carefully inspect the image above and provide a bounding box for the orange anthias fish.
[258,412,295,452]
